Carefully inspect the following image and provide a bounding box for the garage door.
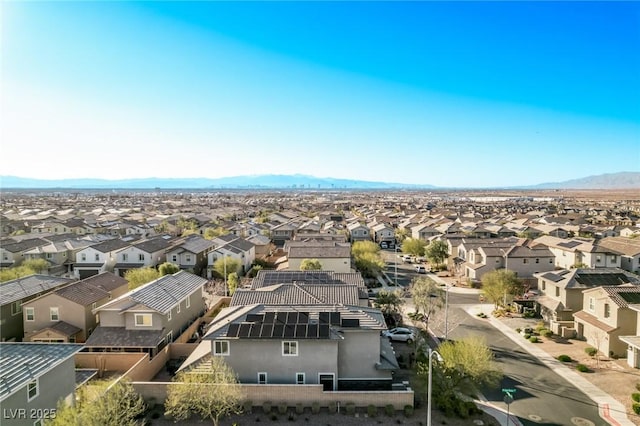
[79,269,99,279]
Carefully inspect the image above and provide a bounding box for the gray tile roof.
[55,272,128,306]
[97,271,206,315]
[0,275,74,306]
[84,327,164,348]
[88,239,131,253]
[179,235,216,253]
[1,238,49,253]
[251,270,365,290]
[231,284,360,307]
[0,343,83,400]
[49,321,82,337]
[601,285,640,308]
[288,245,350,259]
[133,237,173,253]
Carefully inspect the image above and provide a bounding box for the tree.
[425,240,449,268]
[481,269,522,308]
[374,289,404,325]
[204,227,229,240]
[47,379,146,426]
[159,262,180,276]
[165,356,244,426]
[353,251,385,278]
[124,267,160,290]
[395,228,409,244]
[227,272,239,295]
[213,256,241,279]
[351,240,380,257]
[418,336,501,417]
[22,258,49,273]
[300,258,322,270]
[401,238,427,256]
[410,276,444,329]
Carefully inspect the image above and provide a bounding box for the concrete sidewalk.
[466,304,635,426]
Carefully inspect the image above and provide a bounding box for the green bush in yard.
[385,404,395,416]
[523,333,531,339]
[633,403,640,415]
[296,403,304,415]
[367,405,377,417]
[529,336,539,343]
[632,393,640,403]
[311,402,320,414]
[277,403,287,415]
[345,403,355,415]
[542,329,553,338]
[262,401,272,414]
[585,347,598,357]
[403,405,414,417]
[576,364,590,372]
[557,354,572,362]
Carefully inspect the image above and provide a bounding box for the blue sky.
[2,1,639,187]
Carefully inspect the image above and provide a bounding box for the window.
[81,253,87,261]
[611,255,617,262]
[168,309,172,321]
[596,255,602,263]
[555,287,559,297]
[186,255,192,263]
[588,297,595,312]
[135,314,152,327]
[167,331,173,343]
[177,302,181,314]
[139,253,145,261]
[495,258,500,263]
[186,296,190,309]
[541,282,546,291]
[27,379,38,401]
[604,303,610,318]
[296,373,305,385]
[46,253,52,259]
[25,307,35,321]
[122,253,128,261]
[549,258,553,263]
[92,302,97,310]
[50,307,59,321]
[523,259,528,264]
[11,301,22,315]
[172,255,177,262]
[258,372,267,384]
[214,341,229,356]
[95,253,100,261]
[282,341,298,356]
[535,258,540,264]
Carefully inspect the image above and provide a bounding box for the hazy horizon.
[2,2,639,187]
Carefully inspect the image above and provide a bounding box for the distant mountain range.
[1,172,638,189]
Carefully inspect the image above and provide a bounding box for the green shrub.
[367,404,377,417]
[244,400,253,413]
[278,403,287,415]
[403,405,414,417]
[515,328,522,333]
[523,333,531,339]
[345,402,355,415]
[529,336,539,343]
[585,347,598,357]
[296,403,304,415]
[523,311,536,318]
[385,404,395,416]
[632,393,640,403]
[636,383,640,392]
[576,364,590,372]
[311,402,320,414]
[263,401,272,414]
[535,321,545,330]
[557,354,572,362]
[633,403,640,415]
[328,401,337,413]
[542,329,553,338]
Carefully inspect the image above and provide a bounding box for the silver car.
[382,327,415,344]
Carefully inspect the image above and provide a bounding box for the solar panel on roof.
[276,312,287,323]
[238,323,251,338]
[246,314,264,323]
[319,324,330,338]
[341,318,359,327]
[227,323,240,337]
[330,312,341,325]
[261,323,273,338]
[273,324,284,338]
[319,312,330,324]
[284,324,295,338]
[286,312,297,323]
[298,312,309,323]
[307,324,318,338]
[264,312,275,323]
[295,324,307,338]
[250,323,261,338]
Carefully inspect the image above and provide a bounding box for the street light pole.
[394,244,398,286]
[224,254,227,297]
[427,348,442,426]
[500,248,509,307]
[443,284,449,341]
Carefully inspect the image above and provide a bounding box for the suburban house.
[533,236,622,270]
[0,343,83,426]
[181,270,397,392]
[270,221,298,246]
[207,235,256,277]
[0,275,74,342]
[247,234,272,259]
[285,241,352,273]
[346,222,370,242]
[74,238,132,279]
[534,268,640,337]
[23,237,93,277]
[369,222,395,245]
[596,236,640,275]
[113,236,176,276]
[0,238,49,268]
[410,223,441,241]
[84,271,207,358]
[165,234,216,276]
[573,285,640,358]
[22,272,129,343]
[620,306,640,369]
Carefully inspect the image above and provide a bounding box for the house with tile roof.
[74,238,132,279]
[534,268,640,337]
[0,238,50,268]
[181,270,399,392]
[533,235,621,270]
[0,343,83,426]
[0,275,74,342]
[113,235,177,276]
[596,236,640,275]
[285,241,352,273]
[165,234,216,276]
[84,271,207,358]
[573,284,640,358]
[207,235,256,277]
[22,272,129,343]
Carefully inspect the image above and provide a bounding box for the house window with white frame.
[523,259,528,264]
[555,287,559,297]
[186,254,192,263]
[258,372,267,384]
[122,253,128,262]
[596,255,601,263]
[167,330,173,343]
[25,307,35,321]
[535,258,540,264]
[95,253,100,261]
[11,301,22,315]
[186,295,190,309]
[177,302,181,314]
[135,313,152,327]
[50,307,59,321]
[214,340,229,356]
[81,253,87,261]
[604,303,610,318]
[27,379,39,401]
[139,253,145,261]
[296,372,305,385]
[172,255,177,262]
[610,255,617,262]
[168,309,172,321]
[588,297,595,312]
[282,341,298,356]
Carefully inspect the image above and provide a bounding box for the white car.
[415,265,427,274]
[382,327,415,344]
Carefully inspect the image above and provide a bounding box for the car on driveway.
[415,265,426,274]
[382,327,415,344]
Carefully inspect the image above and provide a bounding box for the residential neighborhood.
[1,188,639,425]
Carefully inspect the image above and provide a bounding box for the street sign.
[503,394,514,405]
[501,388,516,393]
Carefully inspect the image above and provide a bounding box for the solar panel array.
[226,310,339,339]
[260,271,339,286]
[575,273,630,287]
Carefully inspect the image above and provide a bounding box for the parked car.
[415,265,426,274]
[382,327,415,343]
[380,241,388,249]
[416,256,426,263]
[402,254,413,263]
